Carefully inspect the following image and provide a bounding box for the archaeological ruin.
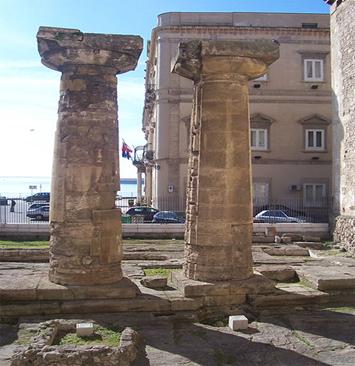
[326,0,355,254]
[172,39,279,282]
[37,26,143,286]
[1,4,355,363]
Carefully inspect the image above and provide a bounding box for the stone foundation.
[333,215,355,254]
[11,320,140,366]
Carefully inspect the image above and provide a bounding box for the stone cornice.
[147,24,330,72]
[37,26,143,73]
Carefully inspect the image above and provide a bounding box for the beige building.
[142,12,332,217]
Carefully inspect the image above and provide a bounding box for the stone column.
[145,166,153,206]
[37,27,142,285]
[137,168,143,203]
[172,40,279,282]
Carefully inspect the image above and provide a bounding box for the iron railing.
[0,196,331,224]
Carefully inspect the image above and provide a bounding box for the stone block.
[140,276,168,290]
[228,315,248,330]
[76,322,94,337]
[281,233,303,242]
[303,235,322,242]
[263,246,309,257]
[203,294,246,307]
[281,236,293,244]
[169,270,231,297]
[294,242,326,250]
[257,265,297,282]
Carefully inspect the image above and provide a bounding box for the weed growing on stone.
[59,326,121,347]
[291,330,314,350]
[143,268,173,277]
[325,306,355,314]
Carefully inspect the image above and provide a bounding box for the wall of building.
[330,0,355,249]
[143,12,332,212]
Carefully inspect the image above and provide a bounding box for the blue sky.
[0,0,329,177]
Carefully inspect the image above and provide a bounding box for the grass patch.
[325,306,355,314]
[123,239,184,245]
[0,240,49,249]
[58,326,121,347]
[143,268,173,277]
[0,239,184,249]
[296,278,314,289]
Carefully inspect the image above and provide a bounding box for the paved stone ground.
[1,240,355,365]
[1,308,355,365]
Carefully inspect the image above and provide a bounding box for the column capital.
[37,26,143,74]
[172,39,279,81]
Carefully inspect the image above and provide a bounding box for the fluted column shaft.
[172,40,279,282]
[37,26,142,285]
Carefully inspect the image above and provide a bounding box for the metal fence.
[0,198,48,224]
[0,196,331,224]
[252,197,331,223]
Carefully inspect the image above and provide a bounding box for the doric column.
[172,40,279,282]
[37,27,142,285]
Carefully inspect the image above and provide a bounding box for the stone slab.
[252,283,329,307]
[294,242,326,250]
[263,246,310,257]
[297,266,355,291]
[0,273,138,302]
[257,265,297,282]
[168,270,274,300]
[140,276,168,289]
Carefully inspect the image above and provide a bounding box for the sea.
[0,176,138,198]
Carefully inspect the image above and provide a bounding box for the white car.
[254,210,306,223]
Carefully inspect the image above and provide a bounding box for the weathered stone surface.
[4,310,355,366]
[10,320,140,366]
[0,248,48,262]
[281,233,303,242]
[294,242,326,250]
[257,265,297,282]
[172,40,279,282]
[334,216,355,255]
[140,276,168,289]
[330,0,355,254]
[37,27,143,286]
[263,246,310,257]
[297,265,355,291]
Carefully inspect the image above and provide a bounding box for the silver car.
[26,205,50,221]
[254,210,306,223]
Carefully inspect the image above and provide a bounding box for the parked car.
[126,206,159,222]
[0,196,7,205]
[27,203,48,211]
[253,204,308,221]
[254,210,306,223]
[152,211,185,224]
[26,205,50,221]
[25,192,50,203]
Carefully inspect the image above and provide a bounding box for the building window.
[253,182,269,206]
[251,129,268,150]
[303,183,326,207]
[304,59,324,81]
[305,129,325,150]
